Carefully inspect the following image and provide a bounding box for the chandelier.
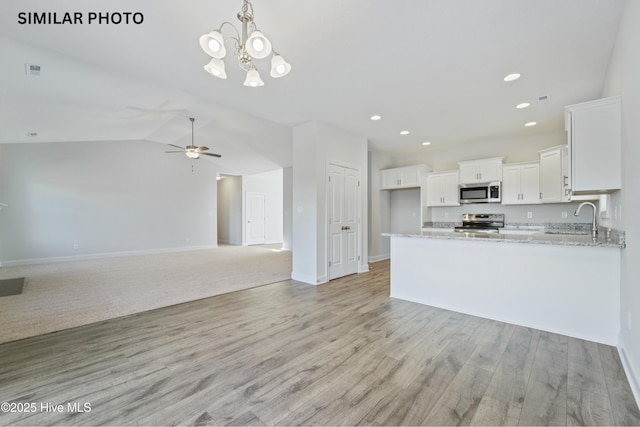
[199,0,291,87]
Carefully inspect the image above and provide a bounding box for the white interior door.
[328,164,360,280]
[245,192,266,245]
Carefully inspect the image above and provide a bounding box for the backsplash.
[426,201,599,225]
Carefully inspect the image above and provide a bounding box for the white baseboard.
[1,244,219,267]
[218,239,242,245]
[368,253,390,263]
[618,337,640,409]
[359,263,370,273]
[291,271,321,285]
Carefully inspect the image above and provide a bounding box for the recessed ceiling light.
[400,130,410,135]
[370,114,381,121]
[525,121,537,127]
[422,142,431,146]
[516,102,530,109]
[504,73,521,82]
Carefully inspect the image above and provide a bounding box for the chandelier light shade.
[270,54,291,78]
[199,31,226,58]
[246,30,272,58]
[203,57,227,78]
[244,65,264,87]
[199,0,291,87]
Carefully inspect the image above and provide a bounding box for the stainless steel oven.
[459,181,501,204]
[454,213,505,233]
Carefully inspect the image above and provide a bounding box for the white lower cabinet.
[425,171,460,207]
[502,162,541,205]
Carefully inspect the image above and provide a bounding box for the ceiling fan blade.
[200,152,222,158]
[196,146,210,152]
[167,144,185,150]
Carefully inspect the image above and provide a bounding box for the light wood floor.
[1,260,639,426]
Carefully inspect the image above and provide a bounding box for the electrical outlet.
[72,243,79,250]
[527,212,533,219]
[561,211,568,219]
[444,212,449,219]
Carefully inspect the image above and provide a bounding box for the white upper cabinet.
[539,145,570,203]
[502,162,541,205]
[381,165,429,190]
[565,96,621,194]
[425,171,460,207]
[458,157,504,184]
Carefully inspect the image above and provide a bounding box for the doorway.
[327,163,361,280]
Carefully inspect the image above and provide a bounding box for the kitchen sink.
[543,230,590,235]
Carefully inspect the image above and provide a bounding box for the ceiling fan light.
[270,54,291,78]
[203,58,227,79]
[244,66,264,87]
[199,31,226,59]
[246,30,272,59]
[186,150,200,159]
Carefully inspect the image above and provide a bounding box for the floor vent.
[0,277,25,297]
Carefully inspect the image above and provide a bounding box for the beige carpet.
[0,245,292,344]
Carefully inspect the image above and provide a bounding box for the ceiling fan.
[165,117,222,159]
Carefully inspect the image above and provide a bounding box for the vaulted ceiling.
[0,0,625,175]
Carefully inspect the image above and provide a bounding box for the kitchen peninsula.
[384,228,624,345]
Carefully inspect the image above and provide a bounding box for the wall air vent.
[25,63,41,76]
[537,94,550,104]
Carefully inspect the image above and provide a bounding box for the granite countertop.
[383,227,625,248]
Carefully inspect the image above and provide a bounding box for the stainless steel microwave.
[459,182,501,203]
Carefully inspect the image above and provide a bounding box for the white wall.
[217,176,243,245]
[282,167,293,251]
[242,169,283,245]
[601,0,640,402]
[390,189,421,232]
[292,121,368,285]
[368,151,393,262]
[292,123,318,284]
[0,140,219,265]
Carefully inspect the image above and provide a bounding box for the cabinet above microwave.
[457,157,504,184]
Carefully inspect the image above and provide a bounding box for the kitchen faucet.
[574,202,598,236]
